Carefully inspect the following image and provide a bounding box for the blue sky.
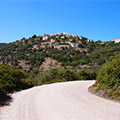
[0,0,120,43]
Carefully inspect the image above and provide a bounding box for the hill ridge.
[0,33,120,72]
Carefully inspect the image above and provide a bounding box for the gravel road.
[0,81,120,120]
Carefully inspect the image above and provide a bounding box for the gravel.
[0,80,120,120]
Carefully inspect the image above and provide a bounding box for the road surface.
[0,81,120,120]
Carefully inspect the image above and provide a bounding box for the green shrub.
[0,85,7,99]
[27,70,53,85]
[44,77,66,84]
[96,57,120,99]
[0,64,34,101]
[27,68,95,86]
[20,79,34,89]
[78,70,95,80]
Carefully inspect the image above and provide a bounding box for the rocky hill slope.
[0,33,120,71]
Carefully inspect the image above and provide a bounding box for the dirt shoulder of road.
[88,83,120,103]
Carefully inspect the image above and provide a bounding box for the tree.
[32,34,37,38]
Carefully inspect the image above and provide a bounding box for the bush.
[96,57,120,99]
[50,68,76,81]
[0,86,6,99]
[77,70,95,80]
[27,68,95,86]
[20,79,34,89]
[27,70,53,85]
[27,68,77,85]
[0,64,34,101]
[44,77,66,84]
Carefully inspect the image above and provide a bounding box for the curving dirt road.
[0,81,120,120]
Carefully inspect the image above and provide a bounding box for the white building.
[79,36,83,39]
[87,39,93,42]
[43,36,48,40]
[69,42,78,48]
[27,37,30,40]
[61,36,65,39]
[112,38,120,43]
[51,39,55,43]
[56,36,59,38]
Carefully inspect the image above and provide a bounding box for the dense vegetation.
[95,54,120,100]
[0,64,34,103]
[27,68,95,85]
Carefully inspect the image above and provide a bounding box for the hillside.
[0,33,120,72]
[0,43,7,47]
